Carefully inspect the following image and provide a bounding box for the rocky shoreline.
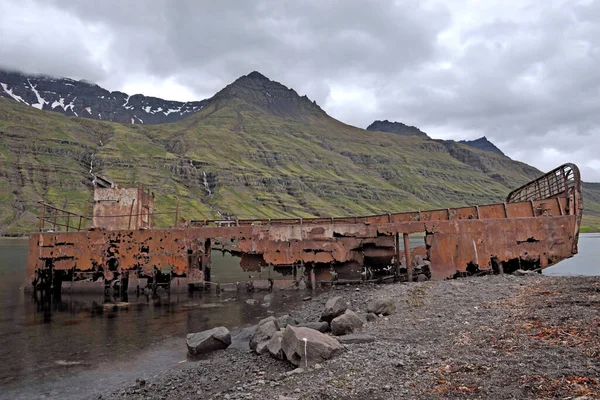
[109,274,599,399]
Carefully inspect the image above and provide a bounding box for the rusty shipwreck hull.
[25,163,583,293]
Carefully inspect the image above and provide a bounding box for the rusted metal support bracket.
[128,200,136,230]
[395,232,401,277]
[556,197,564,216]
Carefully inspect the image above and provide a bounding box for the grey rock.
[296,321,329,333]
[267,331,285,360]
[281,326,344,367]
[245,299,258,305]
[277,314,299,329]
[230,326,257,350]
[186,327,231,356]
[513,269,536,276]
[256,340,270,355]
[366,312,377,322]
[285,367,305,376]
[331,309,364,336]
[258,316,279,327]
[320,296,347,323]
[417,274,429,282]
[249,320,278,352]
[337,333,376,344]
[366,297,396,315]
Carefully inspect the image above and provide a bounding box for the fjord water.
[0,235,598,399]
[0,238,301,399]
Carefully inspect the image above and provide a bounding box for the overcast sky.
[1,0,599,181]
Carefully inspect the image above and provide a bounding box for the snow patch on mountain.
[27,79,48,110]
[1,82,28,104]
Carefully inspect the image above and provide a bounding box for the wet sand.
[110,274,600,399]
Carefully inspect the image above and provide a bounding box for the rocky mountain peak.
[366,120,430,138]
[213,71,326,121]
[459,136,505,156]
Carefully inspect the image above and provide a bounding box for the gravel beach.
[110,274,599,399]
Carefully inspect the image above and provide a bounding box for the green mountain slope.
[0,72,597,235]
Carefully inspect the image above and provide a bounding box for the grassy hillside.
[0,88,598,235]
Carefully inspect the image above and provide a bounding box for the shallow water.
[0,234,598,399]
[0,239,303,399]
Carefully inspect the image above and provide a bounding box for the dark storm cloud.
[0,0,599,180]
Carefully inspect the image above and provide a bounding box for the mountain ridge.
[0,68,208,124]
[0,70,598,234]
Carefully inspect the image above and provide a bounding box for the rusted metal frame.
[556,197,564,216]
[507,163,579,203]
[395,232,401,277]
[128,200,136,230]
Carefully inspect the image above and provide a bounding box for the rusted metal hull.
[25,164,583,293]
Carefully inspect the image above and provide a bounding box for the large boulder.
[258,316,279,327]
[320,296,347,323]
[186,327,231,356]
[366,297,396,316]
[267,331,286,360]
[331,309,364,336]
[296,321,329,333]
[229,325,257,350]
[281,326,344,367]
[249,319,279,352]
[277,314,299,329]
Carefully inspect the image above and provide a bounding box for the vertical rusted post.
[529,200,536,216]
[403,233,412,282]
[128,200,136,230]
[503,202,509,218]
[66,214,70,232]
[174,196,179,227]
[556,197,564,215]
[395,232,401,277]
[310,265,316,291]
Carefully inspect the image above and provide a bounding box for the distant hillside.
[0,71,597,235]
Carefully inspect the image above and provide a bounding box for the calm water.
[0,239,302,399]
[0,234,598,399]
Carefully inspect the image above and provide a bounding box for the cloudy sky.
[1,0,599,181]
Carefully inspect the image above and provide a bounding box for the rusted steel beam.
[25,164,583,293]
